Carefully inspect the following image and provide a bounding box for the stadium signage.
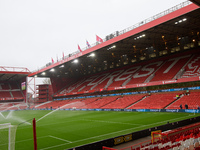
[113,109,121,111]
[166,109,178,112]
[54,86,200,104]
[137,83,147,87]
[96,109,102,111]
[104,109,111,111]
[162,80,177,84]
[150,109,161,112]
[136,109,146,112]
[114,134,132,145]
[185,109,199,113]
[124,109,132,112]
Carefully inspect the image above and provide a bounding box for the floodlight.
[73,59,78,63]
[88,53,95,57]
[50,68,55,72]
[112,45,116,48]
[59,65,64,68]
[183,18,187,21]
[41,72,46,75]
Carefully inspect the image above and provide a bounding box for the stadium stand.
[0,102,27,111]
[127,92,182,109]
[101,94,146,109]
[0,82,24,100]
[79,96,118,109]
[167,91,200,110]
[54,51,200,97]
[31,90,200,110]
[103,122,200,150]
[150,55,191,82]
[182,54,200,78]
[16,1,200,149]
[0,67,29,102]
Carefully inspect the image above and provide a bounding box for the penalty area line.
[48,135,72,143]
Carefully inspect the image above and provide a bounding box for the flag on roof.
[78,45,82,52]
[96,35,103,43]
[86,40,91,48]
[62,52,65,59]
[51,58,54,63]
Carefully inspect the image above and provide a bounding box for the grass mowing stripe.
[15,136,49,144]
[18,113,193,148]
[40,114,194,150]
[0,110,198,150]
[48,135,72,143]
[81,118,142,126]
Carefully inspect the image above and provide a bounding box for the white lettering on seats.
[87,73,110,89]
[115,66,141,81]
[75,76,97,90]
[188,56,200,72]
[97,70,124,87]
[133,61,163,78]
[163,55,190,73]
[182,55,200,77]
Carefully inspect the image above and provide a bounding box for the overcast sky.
[0,0,187,72]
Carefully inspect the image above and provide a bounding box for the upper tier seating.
[0,83,10,90]
[150,55,190,82]
[0,82,24,100]
[182,54,200,78]
[12,91,23,97]
[56,53,199,96]
[0,91,11,98]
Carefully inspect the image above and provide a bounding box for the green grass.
[0,110,199,150]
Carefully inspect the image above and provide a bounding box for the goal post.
[0,123,17,150]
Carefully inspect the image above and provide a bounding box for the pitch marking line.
[40,114,192,150]
[13,136,49,145]
[48,135,72,143]
[81,118,142,126]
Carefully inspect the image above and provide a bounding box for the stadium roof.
[0,66,30,82]
[29,2,200,79]
[190,0,200,6]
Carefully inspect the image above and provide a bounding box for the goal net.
[0,123,17,150]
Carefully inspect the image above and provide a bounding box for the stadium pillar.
[33,118,37,150]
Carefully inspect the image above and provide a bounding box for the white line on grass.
[14,136,49,144]
[39,114,192,150]
[49,135,72,143]
[81,118,142,126]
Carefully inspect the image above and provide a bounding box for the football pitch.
[0,110,199,150]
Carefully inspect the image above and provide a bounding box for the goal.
[0,123,17,150]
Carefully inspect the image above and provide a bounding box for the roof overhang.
[29,3,200,78]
